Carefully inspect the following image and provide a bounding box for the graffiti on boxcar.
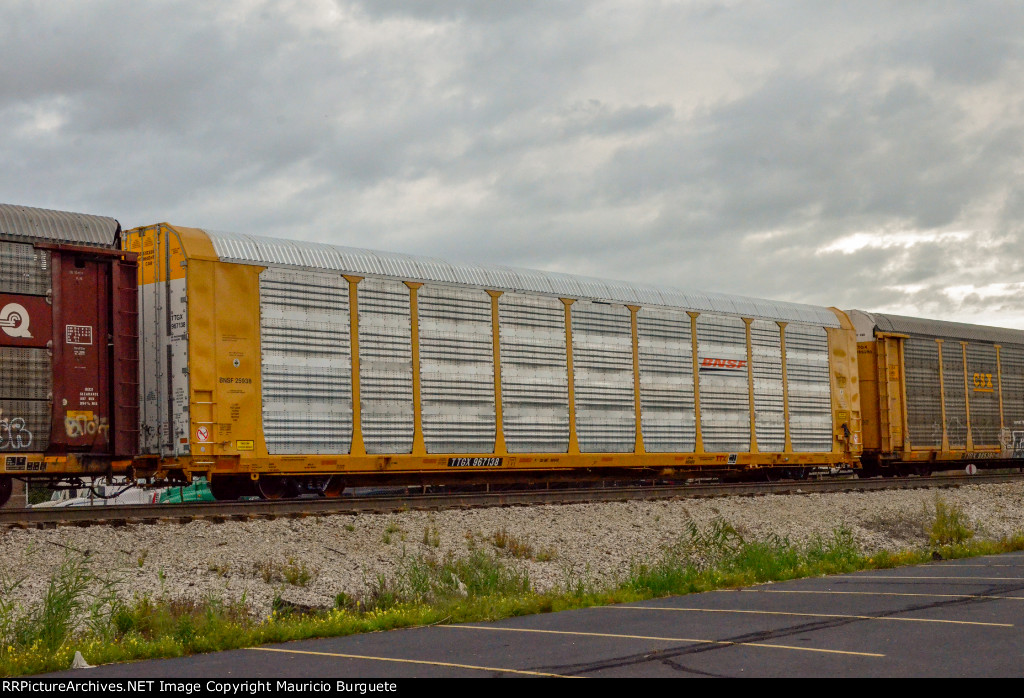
[0,410,32,450]
[1014,420,1024,459]
[64,414,109,439]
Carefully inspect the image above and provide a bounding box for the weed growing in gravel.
[398,549,531,605]
[927,496,974,546]
[492,528,534,559]
[421,525,441,548]
[254,559,315,587]
[534,546,558,562]
[625,519,864,596]
[383,520,404,545]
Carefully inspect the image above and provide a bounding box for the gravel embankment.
[2,482,1023,614]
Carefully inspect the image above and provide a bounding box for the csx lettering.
[972,373,994,389]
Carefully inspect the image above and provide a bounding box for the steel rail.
[2,472,1021,529]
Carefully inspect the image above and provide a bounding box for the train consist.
[0,203,1021,505]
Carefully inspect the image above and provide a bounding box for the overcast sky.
[3,1,1024,326]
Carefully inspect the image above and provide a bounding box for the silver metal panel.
[0,347,50,401]
[1000,346,1024,455]
[418,285,496,453]
[637,308,695,453]
[0,241,50,296]
[942,342,967,448]
[751,320,785,453]
[498,293,570,453]
[571,301,635,453]
[904,338,943,447]
[0,203,119,248]
[696,314,750,453]
[357,277,414,454]
[133,229,190,457]
[966,343,1000,447]
[202,230,840,327]
[784,324,832,452]
[859,311,1024,346]
[0,347,51,451]
[0,399,50,452]
[260,267,352,455]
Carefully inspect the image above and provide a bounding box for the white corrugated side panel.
[0,347,51,452]
[751,320,785,452]
[903,338,943,448]
[942,342,967,448]
[784,324,832,452]
[966,343,1000,446]
[357,277,414,454]
[571,300,635,453]
[418,285,496,453]
[0,241,49,296]
[260,268,352,455]
[1000,346,1024,443]
[637,308,695,453]
[498,293,570,453]
[696,314,750,453]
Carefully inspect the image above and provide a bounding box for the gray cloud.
[2,1,1024,327]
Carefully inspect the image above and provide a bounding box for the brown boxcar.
[0,204,139,506]
[850,310,1024,475]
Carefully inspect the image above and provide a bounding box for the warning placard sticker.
[66,325,93,345]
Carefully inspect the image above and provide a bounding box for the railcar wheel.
[257,476,293,500]
[0,476,11,507]
[322,476,346,498]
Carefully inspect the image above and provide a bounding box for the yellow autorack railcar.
[126,223,863,499]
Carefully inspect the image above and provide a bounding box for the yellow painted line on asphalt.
[249,647,577,677]
[849,575,1024,582]
[607,605,1011,627]
[444,624,884,657]
[933,560,1024,564]
[742,589,1024,601]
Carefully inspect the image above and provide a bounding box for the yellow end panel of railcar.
[874,334,907,454]
[183,255,269,463]
[857,341,881,453]
[826,309,862,459]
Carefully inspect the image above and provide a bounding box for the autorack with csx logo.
[0,203,1021,506]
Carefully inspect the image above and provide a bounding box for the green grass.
[2,497,1022,677]
[927,495,975,546]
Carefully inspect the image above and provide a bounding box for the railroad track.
[2,472,1021,529]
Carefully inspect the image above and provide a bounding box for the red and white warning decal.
[66,325,94,345]
[196,426,210,442]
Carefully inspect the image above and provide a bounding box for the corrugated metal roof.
[852,310,1024,346]
[0,203,120,248]
[203,229,840,327]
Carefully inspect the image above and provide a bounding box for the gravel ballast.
[2,482,1023,614]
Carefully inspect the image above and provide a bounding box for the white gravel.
[2,482,1023,615]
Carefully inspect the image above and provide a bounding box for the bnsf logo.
[700,357,747,370]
